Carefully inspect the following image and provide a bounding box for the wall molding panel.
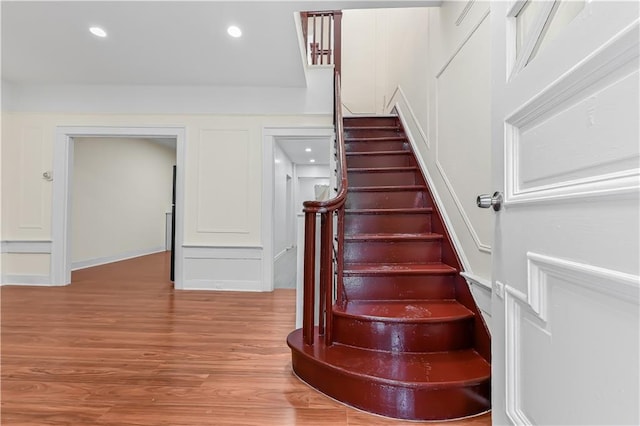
[1,240,52,253]
[434,10,492,254]
[196,129,251,234]
[505,21,640,206]
[504,252,639,425]
[181,245,264,291]
[18,126,46,230]
[1,240,52,286]
[455,0,476,27]
[435,8,490,79]
[386,86,430,149]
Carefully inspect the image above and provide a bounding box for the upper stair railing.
[302,71,346,346]
[300,10,345,346]
[300,11,342,74]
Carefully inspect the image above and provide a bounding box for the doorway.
[261,127,334,293]
[51,126,185,288]
[70,137,176,278]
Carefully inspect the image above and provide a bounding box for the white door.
[490,1,639,425]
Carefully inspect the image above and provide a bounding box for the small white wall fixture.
[52,126,185,287]
[262,126,334,292]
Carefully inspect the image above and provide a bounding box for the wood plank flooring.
[1,252,491,425]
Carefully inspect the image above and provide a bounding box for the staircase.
[287,115,491,421]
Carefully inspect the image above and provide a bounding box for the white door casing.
[52,127,186,288]
[491,1,639,425]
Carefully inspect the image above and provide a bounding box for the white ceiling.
[1,1,439,87]
[277,137,330,165]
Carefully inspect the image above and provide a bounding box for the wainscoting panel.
[504,253,639,425]
[1,241,52,285]
[461,272,492,333]
[434,11,492,253]
[182,245,263,291]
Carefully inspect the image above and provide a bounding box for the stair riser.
[345,213,432,234]
[344,240,441,264]
[344,117,399,127]
[346,154,415,168]
[346,191,429,209]
[349,171,419,187]
[345,129,403,138]
[343,274,456,300]
[291,351,491,421]
[345,141,409,152]
[333,317,474,352]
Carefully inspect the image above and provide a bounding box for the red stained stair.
[287,115,491,421]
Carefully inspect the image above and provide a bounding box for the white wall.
[1,112,332,289]
[295,164,331,211]
[2,67,334,116]
[273,143,295,256]
[341,3,493,327]
[71,137,175,269]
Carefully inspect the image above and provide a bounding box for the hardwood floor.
[1,252,491,425]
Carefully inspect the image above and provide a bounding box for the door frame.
[51,126,186,287]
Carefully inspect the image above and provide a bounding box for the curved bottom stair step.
[287,328,491,421]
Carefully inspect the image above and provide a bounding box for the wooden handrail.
[302,71,346,346]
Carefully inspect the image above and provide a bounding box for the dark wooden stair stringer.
[287,115,491,421]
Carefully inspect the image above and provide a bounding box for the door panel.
[491,1,639,424]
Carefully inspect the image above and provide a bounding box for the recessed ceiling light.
[227,26,242,38]
[89,27,107,38]
[274,159,281,164]
[305,148,312,152]
[309,159,316,163]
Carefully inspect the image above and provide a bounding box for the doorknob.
[477,192,503,211]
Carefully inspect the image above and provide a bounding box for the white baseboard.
[71,246,166,271]
[1,274,52,286]
[181,245,264,291]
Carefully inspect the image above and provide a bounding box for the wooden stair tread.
[348,166,418,172]
[345,126,400,131]
[345,233,442,241]
[343,263,457,275]
[346,150,410,156]
[346,207,433,214]
[288,329,489,387]
[348,185,426,192]
[334,300,473,323]
[345,136,406,142]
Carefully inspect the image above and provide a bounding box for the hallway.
[1,253,491,425]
